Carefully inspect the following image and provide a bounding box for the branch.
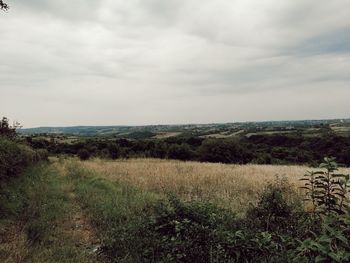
[0,0,9,11]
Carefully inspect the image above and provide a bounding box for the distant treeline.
[27,133,350,166]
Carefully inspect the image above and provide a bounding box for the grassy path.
[60,173,102,262]
[0,163,103,263]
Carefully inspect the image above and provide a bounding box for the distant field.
[200,129,245,138]
[153,132,182,139]
[245,130,293,137]
[56,158,350,214]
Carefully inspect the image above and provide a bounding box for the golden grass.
[60,158,350,213]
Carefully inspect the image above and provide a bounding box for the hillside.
[19,118,350,139]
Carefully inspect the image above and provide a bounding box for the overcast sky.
[1,0,350,127]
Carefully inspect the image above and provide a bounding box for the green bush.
[293,214,350,263]
[167,143,194,161]
[138,195,237,262]
[35,148,49,162]
[198,139,251,164]
[77,148,90,160]
[107,143,119,159]
[0,138,37,180]
[246,177,305,235]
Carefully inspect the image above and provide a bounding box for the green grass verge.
[0,163,91,263]
[67,165,162,262]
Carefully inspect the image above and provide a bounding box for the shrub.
[35,149,49,162]
[138,195,237,262]
[167,143,194,161]
[246,176,306,236]
[77,148,90,160]
[107,143,119,159]
[0,138,37,180]
[294,215,350,262]
[198,139,252,164]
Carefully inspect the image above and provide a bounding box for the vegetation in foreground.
[65,157,350,262]
[1,154,350,262]
[0,164,98,262]
[1,117,350,262]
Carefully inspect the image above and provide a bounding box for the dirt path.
[51,160,103,262]
[54,159,105,263]
[64,188,102,263]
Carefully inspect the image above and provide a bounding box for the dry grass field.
[57,158,350,213]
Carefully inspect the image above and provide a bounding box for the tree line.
[27,133,350,166]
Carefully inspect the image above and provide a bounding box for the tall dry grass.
[60,158,350,213]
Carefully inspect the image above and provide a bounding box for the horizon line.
[19,117,350,130]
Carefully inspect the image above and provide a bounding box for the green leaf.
[315,255,327,263]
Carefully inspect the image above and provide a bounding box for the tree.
[167,143,193,161]
[198,139,251,164]
[108,143,120,159]
[0,117,20,139]
[77,148,91,161]
[0,0,9,11]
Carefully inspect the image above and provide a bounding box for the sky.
[0,0,350,128]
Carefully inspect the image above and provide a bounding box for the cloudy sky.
[1,0,349,127]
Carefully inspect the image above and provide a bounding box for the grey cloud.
[14,0,102,21]
[290,27,350,56]
[1,0,349,127]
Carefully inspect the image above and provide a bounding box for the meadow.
[63,158,317,213]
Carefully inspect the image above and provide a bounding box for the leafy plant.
[297,157,350,262]
[294,215,350,263]
[301,157,349,215]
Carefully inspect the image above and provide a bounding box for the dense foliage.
[0,138,39,181]
[28,133,350,166]
[0,117,48,181]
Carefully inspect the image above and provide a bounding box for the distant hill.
[18,119,350,138]
[18,126,129,136]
